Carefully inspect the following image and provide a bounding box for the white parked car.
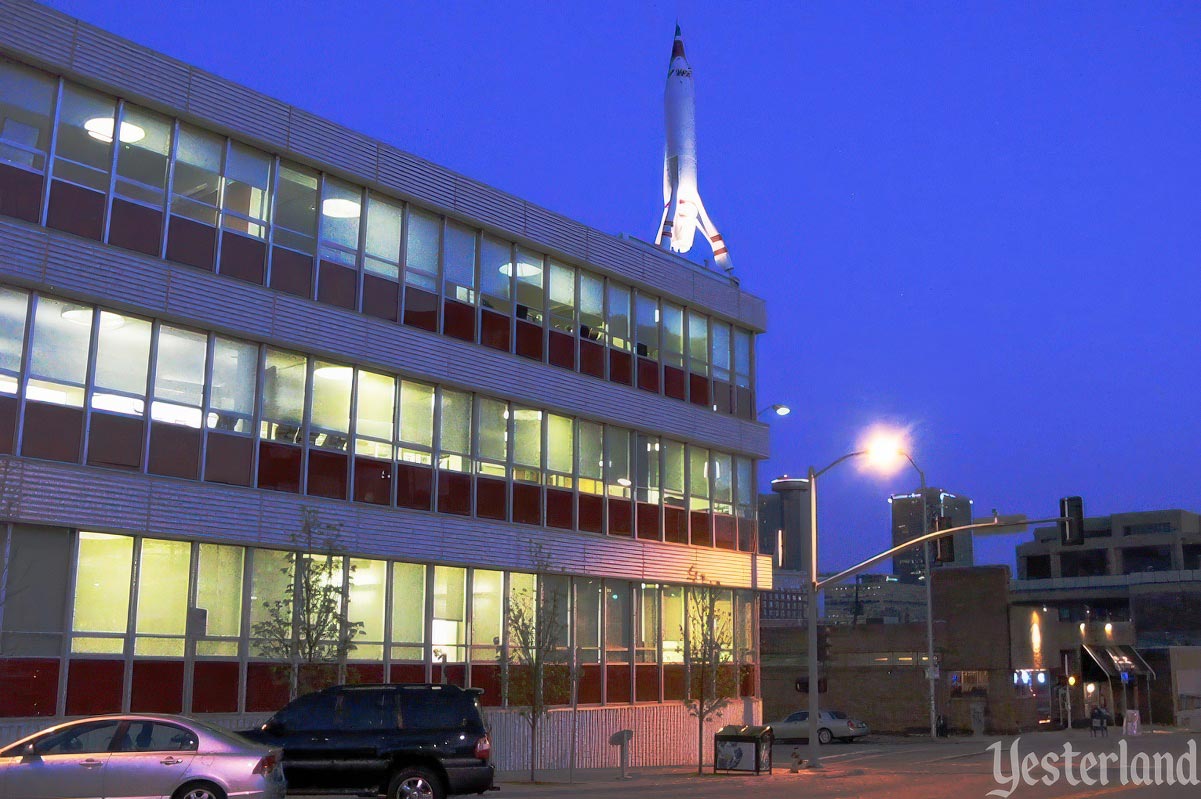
[0,714,284,799]
[768,709,870,744]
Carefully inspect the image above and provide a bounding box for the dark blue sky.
[50,1,1201,573]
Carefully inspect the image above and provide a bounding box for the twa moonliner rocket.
[655,24,731,271]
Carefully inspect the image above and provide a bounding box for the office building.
[890,487,974,581]
[0,2,770,765]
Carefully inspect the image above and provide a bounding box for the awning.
[1082,644,1156,679]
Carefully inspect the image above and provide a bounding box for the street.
[478,729,1201,799]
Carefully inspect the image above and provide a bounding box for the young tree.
[684,568,739,775]
[251,507,364,699]
[503,558,573,783]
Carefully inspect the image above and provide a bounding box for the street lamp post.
[898,452,939,741]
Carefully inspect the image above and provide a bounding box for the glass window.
[310,360,351,449]
[274,162,318,252]
[71,532,133,653]
[0,60,56,172]
[405,207,439,289]
[209,336,257,433]
[712,321,732,379]
[134,538,190,656]
[443,221,476,302]
[547,261,575,333]
[479,236,512,312]
[605,580,631,663]
[152,325,206,427]
[114,105,172,206]
[476,397,507,471]
[249,548,292,657]
[606,427,631,499]
[636,585,660,663]
[390,562,426,660]
[53,85,114,190]
[171,124,223,223]
[689,446,710,506]
[579,273,604,341]
[661,302,684,367]
[687,312,709,374]
[661,585,685,663]
[546,413,573,478]
[195,543,243,657]
[432,565,466,663]
[512,407,541,475]
[92,314,151,414]
[578,420,603,494]
[636,434,660,504]
[319,176,361,265]
[0,286,28,390]
[713,452,733,512]
[635,294,659,359]
[438,388,471,471]
[364,195,403,279]
[28,296,91,407]
[506,571,536,658]
[470,569,504,659]
[575,577,601,663]
[0,526,70,657]
[354,370,395,457]
[221,142,271,236]
[734,329,752,387]
[514,248,544,323]
[347,558,386,660]
[261,348,306,442]
[663,440,685,507]
[398,379,435,451]
[607,283,631,351]
[35,720,122,756]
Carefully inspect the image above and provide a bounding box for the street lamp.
[787,430,910,769]
[758,403,791,418]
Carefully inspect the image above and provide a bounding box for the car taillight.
[253,753,278,776]
[475,735,492,761]
[847,721,858,730]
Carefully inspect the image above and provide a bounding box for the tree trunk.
[529,720,537,783]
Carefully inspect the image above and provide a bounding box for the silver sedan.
[0,714,285,799]
[767,709,871,744]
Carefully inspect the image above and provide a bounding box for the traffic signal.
[934,515,955,563]
[816,626,831,661]
[1059,496,1084,546]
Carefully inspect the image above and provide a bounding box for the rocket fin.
[658,180,680,250]
[654,202,670,247]
[693,195,732,271]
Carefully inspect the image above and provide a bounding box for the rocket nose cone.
[671,21,685,58]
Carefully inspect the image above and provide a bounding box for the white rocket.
[655,24,731,271]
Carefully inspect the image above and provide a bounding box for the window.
[636,434,661,505]
[661,303,684,368]
[579,273,604,342]
[470,569,504,662]
[548,261,575,334]
[0,286,28,392]
[476,397,508,479]
[170,124,223,224]
[274,162,318,255]
[364,195,403,279]
[152,325,206,428]
[438,388,471,472]
[261,348,305,443]
[607,283,631,352]
[512,406,542,483]
[576,577,601,664]
[354,369,395,459]
[578,420,603,494]
[134,538,190,656]
[91,313,151,416]
[221,142,271,237]
[398,379,434,462]
[250,549,292,657]
[735,456,755,551]
[391,562,426,660]
[52,85,114,193]
[636,585,660,663]
[28,296,91,407]
[479,236,512,313]
[72,532,134,653]
[0,525,70,656]
[635,294,659,359]
[347,558,386,660]
[275,692,337,732]
[404,207,440,290]
[606,427,631,499]
[112,104,171,218]
[208,336,257,433]
[35,721,122,755]
[662,585,685,663]
[514,248,544,323]
[0,60,55,209]
[605,580,631,664]
[319,176,362,265]
[688,312,709,375]
[546,413,573,488]
[194,543,243,656]
[310,361,351,450]
[116,721,198,752]
[443,221,477,302]
[433,566,466,663]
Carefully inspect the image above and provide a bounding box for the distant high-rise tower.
[890,487,974,581]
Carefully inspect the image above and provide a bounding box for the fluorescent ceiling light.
[84,117,145,144]
[322,198,361,218]
[61,308,125,330]
[499,261,543,278]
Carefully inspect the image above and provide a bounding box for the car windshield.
[829,711,848,720]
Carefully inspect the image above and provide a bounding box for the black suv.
[242,683,494,799]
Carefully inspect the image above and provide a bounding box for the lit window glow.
[84,116,145,144]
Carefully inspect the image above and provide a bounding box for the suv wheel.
[388,767,444,799]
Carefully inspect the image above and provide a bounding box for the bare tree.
[251,508,364,699]
[503,545,573,783]
[684,567,738,776]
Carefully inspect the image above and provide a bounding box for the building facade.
[824,574,926,625]
[890,487,974,581]
[0,1,771,762]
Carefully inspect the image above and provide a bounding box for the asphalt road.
[475,728,1201,799]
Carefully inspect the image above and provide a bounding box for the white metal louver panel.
[44,235,168,311]
[287,107,378,180]
[376,145,456,209]
[0,220,48,283]
[524,205,588,260]
[72,22,190,109]
[164,267,275,340]
[0,0,74,67]
[454,178,525,232]
[187,70,290,151]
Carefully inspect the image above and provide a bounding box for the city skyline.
[42,0,1201,573]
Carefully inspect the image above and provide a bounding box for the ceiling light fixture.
[321,198,361,218]
[84,117,145,144]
